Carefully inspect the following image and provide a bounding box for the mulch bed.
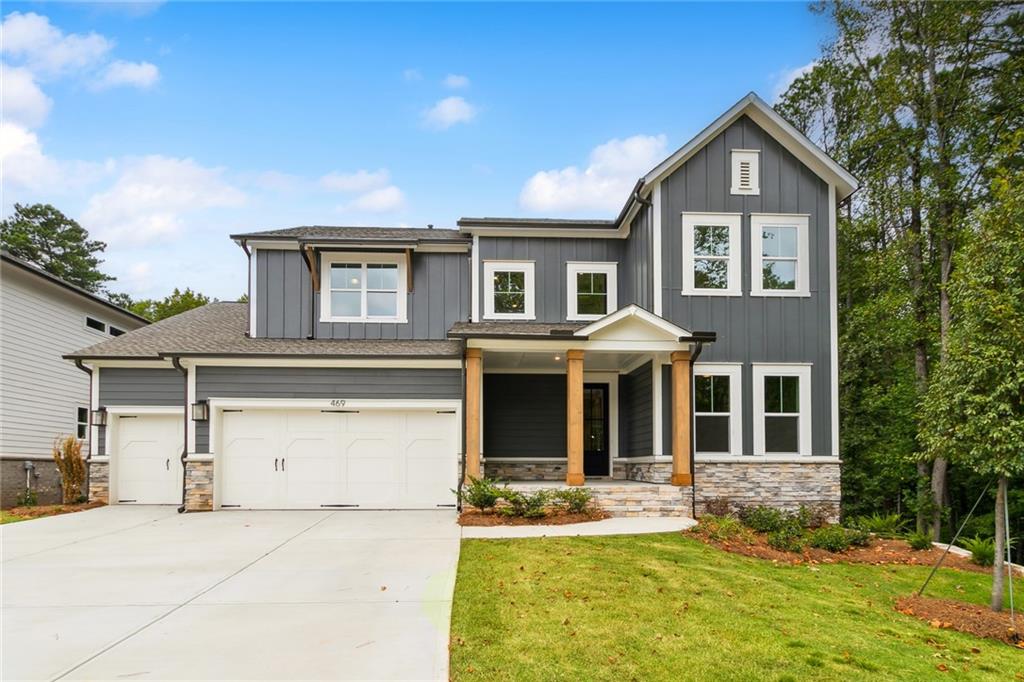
[6,501,105,519]
[896,595,1023,647]
[459,509,610,526]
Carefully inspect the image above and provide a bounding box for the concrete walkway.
[2,506,460,681]
[461,515,696,539]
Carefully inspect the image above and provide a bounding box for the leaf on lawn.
[936,664,949,672]
[562,618,570,626]
[969,647,980,654]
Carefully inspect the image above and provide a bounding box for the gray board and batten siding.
[254,249,470,340]
[618,361,653,457]
[96,368,184,453]
[657,114,833,457]
[482,374,566,458]
[192,366,462,452]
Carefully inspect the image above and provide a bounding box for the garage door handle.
[281,458,285,471]
[274,458,278,471]
[165,458,169,470]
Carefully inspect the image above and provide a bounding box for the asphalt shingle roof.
[231,226,468,242]
[65,302,463,359]
[447,321,587,338]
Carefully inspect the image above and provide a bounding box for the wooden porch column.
[464,348,482,483]
[566,349,585,486]
[670,350,693,486]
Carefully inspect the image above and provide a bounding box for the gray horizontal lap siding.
[477,237,624,323]
[482,374,565,458]
[660,114,833,457]
[255,249,470,340]
[193,366,462,452]
[97,368,183,454]
[619,361,652,457]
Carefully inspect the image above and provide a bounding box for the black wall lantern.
[90,408,108,427]
[191,400,209,421]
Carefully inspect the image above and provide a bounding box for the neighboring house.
[1,251,148,507]
[66,93,857,516]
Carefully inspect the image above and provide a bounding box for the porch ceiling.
[482,350,646,372]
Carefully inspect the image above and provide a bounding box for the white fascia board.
[187,358,462,369]
[574,304,692,339]
[206,397,462,411]
[462,227,627,239]
[828,184,840,458]
[104,405,184,415]
[90,359,175,368]
[465,338,694,353]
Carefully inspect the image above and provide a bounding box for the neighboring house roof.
[456,217,616,230]
[1,250,150,325]
[448,321,587,339]
[65,302,463,359]
[230,226,469,243]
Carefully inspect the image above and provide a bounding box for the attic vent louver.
[730,150,760,196]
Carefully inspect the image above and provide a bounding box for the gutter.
[458,341,467,512]
[688,341,706,520]
[170,357,189,514]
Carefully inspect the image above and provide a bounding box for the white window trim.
[566,262,617,321]
[483,261,535,320]
[84,316,107,335]
[319,252,408,323]
[681,212,742,296]
[692,363,742,457]
[752,363,812,457]
[730,149,760,196]
[750,213,810,297]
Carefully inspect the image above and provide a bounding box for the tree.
[921,159,1024,611]
[0,204,115,293]
[128,288,212,322]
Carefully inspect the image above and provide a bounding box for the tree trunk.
[991,476,1007,612]
[930,458,948,541]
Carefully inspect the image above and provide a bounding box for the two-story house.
[66,93,857,516]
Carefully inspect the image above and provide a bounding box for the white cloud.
[252,170,302,192]
[0,121,109,193]
[519,134,668,214]
[0,12,112,76]
[0,63,52,127]
[442,73,470,89]
[403,68,422,81]
[346,186,405,213]
[81,156,246,245]
[772,61,817,102]
[422,96,477,130]
[92,59,160,90]
[319,168,390,193]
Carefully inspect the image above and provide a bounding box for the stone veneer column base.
[88,460,109,504]
[612,460,673,483]
[693,461,841,520]
[184,460,214,511]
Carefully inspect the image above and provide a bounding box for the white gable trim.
[643,92,858,202]
[575,304,692,340]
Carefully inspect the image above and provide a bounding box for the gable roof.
[1,250,149,325]
[574,304,715,342]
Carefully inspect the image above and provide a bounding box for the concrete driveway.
[2,506,460,681]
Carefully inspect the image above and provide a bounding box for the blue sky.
[2,2,828,300]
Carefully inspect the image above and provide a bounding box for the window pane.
[781,376,799,413]
[762,260,796,290]
[577,293,606,315]
[694,259,729,289]
[86,317,105,331]
[576,272,591,294]
[776,226,797,257]
[694,375,713,412]
[331,264,362,290]
[765,415,799,453]
[591,272,607,294]
[77,407,88,422]
[367,291,397,317]
[77,423,87,438]
[764,376,782,413]
[694,225,730,257]
[494,271,524,294]
[366,264,398,290]
[494,292,525,314]
[109,326,125,337]
[330,291,361,317]
[696,415,730,453]
[711,375,730,413]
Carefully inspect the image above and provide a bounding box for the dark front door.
[583,383,610,476]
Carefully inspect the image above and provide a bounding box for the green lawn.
[450,533,1022,681]
[0,510,30,524]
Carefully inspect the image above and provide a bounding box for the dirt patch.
[896,594,1023,647]
[6,501,104,520]
[459,509,609,526]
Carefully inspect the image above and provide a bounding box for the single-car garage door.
[115,413,184,504]
[219,408,458,509]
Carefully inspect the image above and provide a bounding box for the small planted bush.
[739,506,789,533]
[768,524,805,553]
[15,488,38,507]
[696,514,749,542]
[52,435,86,504]
[806,525,851,553]
[453,476,506,513]
[850,513,907,538]
[844,527,871,548]
[501,490,551,518]
[906,531,933,551]
[553,487,594,514]
[960,535,996,567]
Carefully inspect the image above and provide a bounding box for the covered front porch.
[451,305,715,490]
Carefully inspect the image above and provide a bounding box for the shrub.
[739,506,789,533]
[696,514,749,542]
[806,525,851,553]
[553,488,594,514]
[906,531,933,551]
[15,488,38,507]
[501,490,551,518]
[795,505,835,529]
[453,476,505,512]
[844,527,871,547]
[850,513,907,538]
[702,497,733,517]
[960,535,996,567]
[768,525,805,552]
[52,435,86,504]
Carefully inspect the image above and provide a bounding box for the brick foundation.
[693,461,841,519]
[184,460,214,511]
[483,460,567,481]
[88,460,109,504]
[1,458,64,508]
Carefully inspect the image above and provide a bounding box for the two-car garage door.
[219,408,458,509]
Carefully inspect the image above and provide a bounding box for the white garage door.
[219,408,458,510]
[115,414,184,504]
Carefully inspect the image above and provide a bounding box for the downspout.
[458,340,467,512]
[74,360,94,495]
[171,356,189,514]
[689,342,704,519]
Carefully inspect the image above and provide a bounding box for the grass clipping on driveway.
[450,533,1023,681]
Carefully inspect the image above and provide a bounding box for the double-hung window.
[682,213,742,295]
[693,364,742,456]
[76,407,88,439]
[566,262,617,320]
[751,214,810,296]
[483,261,535,320]
[320,253,407,323]
[753,364,812,457]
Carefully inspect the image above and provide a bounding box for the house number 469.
[329,399,346,407]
